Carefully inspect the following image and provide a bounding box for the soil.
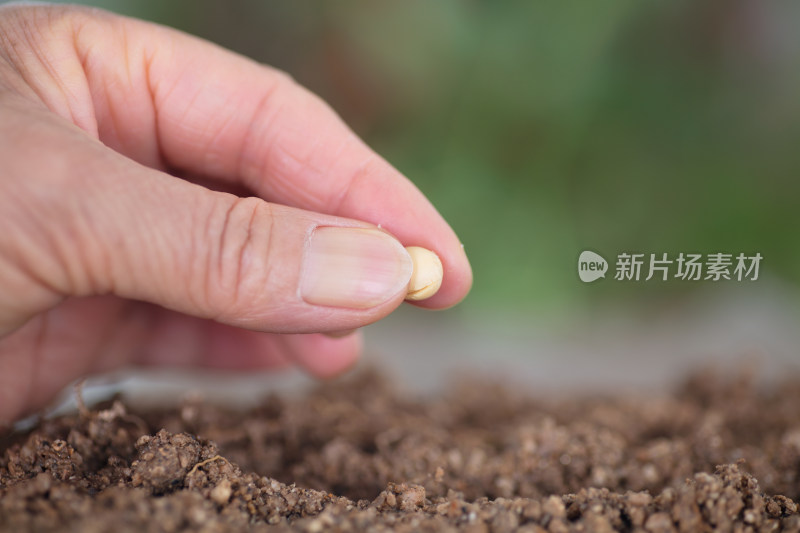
[1,366,800,532]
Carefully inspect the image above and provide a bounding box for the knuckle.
[0,4,92,52]
[266,67,296,88]
[0,110,111,299]
[203,196,275,318]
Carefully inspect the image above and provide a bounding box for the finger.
[133,311,363,377]
[64,8,472,308]
[323,329,357,339]
[279,332,364,379]
[0,297,133,423]
[135,312,293,371]
[135,313,363,376]
[0,299,295,423]
[0,103,414,337]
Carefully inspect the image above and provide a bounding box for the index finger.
[73,9,472,308]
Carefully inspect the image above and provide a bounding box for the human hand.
[0,5,471,423]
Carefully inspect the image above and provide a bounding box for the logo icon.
[578,250,608,282]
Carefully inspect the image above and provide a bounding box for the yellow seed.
[405,246,443,301]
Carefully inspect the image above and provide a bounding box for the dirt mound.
[1,368,799,532]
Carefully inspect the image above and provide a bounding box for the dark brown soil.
[2,367,800,532]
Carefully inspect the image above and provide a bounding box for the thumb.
[2,122,414,335]
[115,182,415,333]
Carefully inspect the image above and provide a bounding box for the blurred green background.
[44,0,800,319]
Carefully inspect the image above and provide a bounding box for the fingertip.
[282,331,363,379]
[322,329,357,339]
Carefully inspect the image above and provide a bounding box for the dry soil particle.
[1,367,800,532]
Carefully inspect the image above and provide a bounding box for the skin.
[0,5,472,424]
